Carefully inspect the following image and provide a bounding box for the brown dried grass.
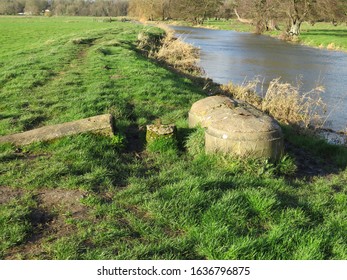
[138,24,203,75]
[262,78,326,128]
[221,77,327,129]
[220,78,263,109]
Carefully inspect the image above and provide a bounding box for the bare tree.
[315,0,347,25]
[234,0,346,36]
[216,0,236,20]
[175,0,223,24]
[0,0,25,15]
[128,0,223,23]
[24,0,47,15]
[276,0,318,36]
[129,0,174,21]
[50,0,128,16]
[234,0,279,33]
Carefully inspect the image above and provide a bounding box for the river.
[172,26,347,132]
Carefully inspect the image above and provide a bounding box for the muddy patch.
[0,186,24,204]
[37,189,87,217]
[285,141,339,179]
[5,188,89,259]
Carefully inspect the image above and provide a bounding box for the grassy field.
[0,16,347,260]
[197,19,347,51]
[299,22,347,51]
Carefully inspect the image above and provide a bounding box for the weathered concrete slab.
[189,96,284,161]
[0,114,115,146]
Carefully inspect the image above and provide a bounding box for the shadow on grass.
[275,189,324,223]
[304,29,347,38]
[282,125,347,181]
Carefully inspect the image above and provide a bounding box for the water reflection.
[172,26,347,131]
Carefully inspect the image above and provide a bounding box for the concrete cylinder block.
[205,106,284,160]
[189,95,284,161]
[188,95,237,128]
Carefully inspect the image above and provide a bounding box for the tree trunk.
[289,19,302,36]
[266,19,280,31]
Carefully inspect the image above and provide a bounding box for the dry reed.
[262,78,326,128]
[137,24,203,75]
[222,77,327,129]
[220,78,263,109]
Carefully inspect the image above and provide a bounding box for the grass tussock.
[220,78,263,109]
[138,24,203,75]
[221,78,326,129]
[262,78,326,128]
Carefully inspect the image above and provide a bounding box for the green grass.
[299,22,347,51]
[200,19,347,51]
[0,16,347,260]
[203,19,254,32]
[0,194,35,258]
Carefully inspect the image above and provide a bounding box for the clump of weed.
[154,25,203,75]
[262,78,326,128]
[275,154,297,176]
[220,78,263,109]
[278,32,292,41]
[137,31,163,55]
[110,133,127,151]
[138,25,203,75]
[327,43,340,50]
[221,77,326,129]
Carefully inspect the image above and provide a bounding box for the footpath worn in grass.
[0,17,347,260]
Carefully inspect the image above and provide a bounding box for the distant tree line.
[0,0,128,16]
[128,0,347,33]
[232,0,347,36]
[128,0,232,24]
[1,0,346,36]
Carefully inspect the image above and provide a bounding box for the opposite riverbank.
[1,16,347,260]
[162,18,347,52]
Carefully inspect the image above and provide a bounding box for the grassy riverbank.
[1,16,347,260]
[182,19,347,51]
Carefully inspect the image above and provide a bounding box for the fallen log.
[0,114,115,146]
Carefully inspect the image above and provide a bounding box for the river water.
[172,26,347,132]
